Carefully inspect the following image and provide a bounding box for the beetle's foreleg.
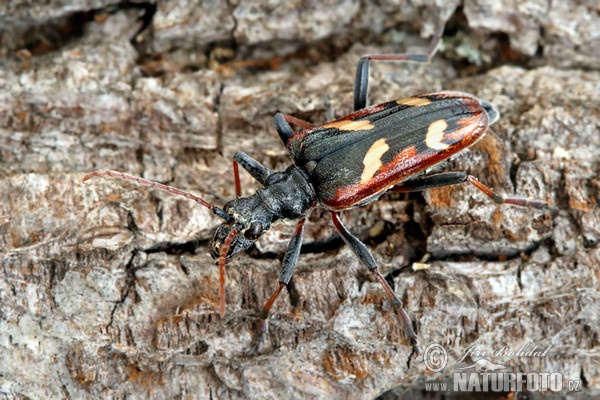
[233,152,272,196]
[330,212,419,355]
[353,25,444,111]
[248,218,305,354]
[391,172,557,213]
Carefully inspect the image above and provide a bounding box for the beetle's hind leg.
[331,212,419,355]
[390,172,557,214]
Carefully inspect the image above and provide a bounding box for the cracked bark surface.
[1,1,599,399]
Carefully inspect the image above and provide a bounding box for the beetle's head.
[82,169,274,317]
[208,195,274,316]
[209,196,273,261]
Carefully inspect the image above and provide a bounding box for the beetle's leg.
[391,172,557,213]
[354,25,444,111]
[248,218,306,354]
[274,113,315,146]
[232,152,272,196]
[330,211,419,355]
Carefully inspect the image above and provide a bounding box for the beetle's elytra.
[84,28,555,355]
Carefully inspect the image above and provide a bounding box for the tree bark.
[0,1,598,399]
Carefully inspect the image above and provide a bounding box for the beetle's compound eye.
[223,200,234,212]
[244,222,263,240]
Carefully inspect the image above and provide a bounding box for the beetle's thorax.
[210,165,316,260]
[257,165,316,220]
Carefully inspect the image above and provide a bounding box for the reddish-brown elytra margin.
[83,26,556,357]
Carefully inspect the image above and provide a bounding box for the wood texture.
[1,1,598,399]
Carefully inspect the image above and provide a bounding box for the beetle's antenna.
[218,225,240,316]
[83,169,227,219]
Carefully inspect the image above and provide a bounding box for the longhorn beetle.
[84,28,555,355]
